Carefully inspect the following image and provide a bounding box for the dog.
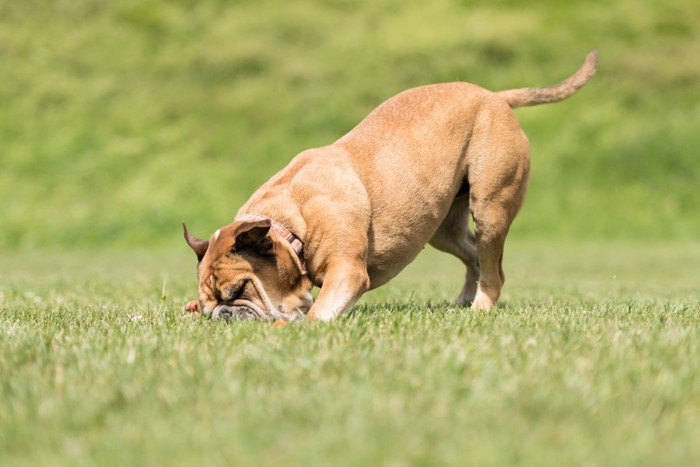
[184,51,598,321]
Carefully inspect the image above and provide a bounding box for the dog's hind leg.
[429,195,480,305]
[467,114,531,310]
[469,201,511,310]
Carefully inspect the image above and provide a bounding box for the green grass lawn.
[2,0,699,465]
[2,242,699,466]
[2,0,699,248]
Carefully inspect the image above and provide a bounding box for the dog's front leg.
[306,261,370,322]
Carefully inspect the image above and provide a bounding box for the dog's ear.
[234,219,273,254]
[183,223,209,262]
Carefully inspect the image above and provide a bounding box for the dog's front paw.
[184,300,201,312]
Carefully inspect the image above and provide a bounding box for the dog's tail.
[496,50,598,109]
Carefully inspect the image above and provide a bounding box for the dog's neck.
[235,213,305,270]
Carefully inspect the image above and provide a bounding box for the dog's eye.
[221,280,247,303]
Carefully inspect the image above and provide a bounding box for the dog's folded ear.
[234,219,273,254]
[183,223,209,262]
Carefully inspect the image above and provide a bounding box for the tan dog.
[184,51,598,321]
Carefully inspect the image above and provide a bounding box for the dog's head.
[183,219,313,321]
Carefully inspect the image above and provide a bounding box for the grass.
[2,242,699,466]
[2,0,699,465]
[1,0,700,248]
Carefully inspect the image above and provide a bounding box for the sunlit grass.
[2,2,699,463]
[1,243,699,466]
[1,0,699,249]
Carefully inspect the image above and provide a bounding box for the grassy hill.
[2,3,699,465]
[1,0,698,249]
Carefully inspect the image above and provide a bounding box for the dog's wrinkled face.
[184,219,313,321]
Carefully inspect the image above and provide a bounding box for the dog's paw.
[471,292,496,311]
[184,300,201,313]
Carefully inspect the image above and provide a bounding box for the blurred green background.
[1,0,698,251]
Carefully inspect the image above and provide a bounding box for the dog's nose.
[212,304,257,320]
[214,305,234,320]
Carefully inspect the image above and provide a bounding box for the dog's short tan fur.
[185,51,598,321]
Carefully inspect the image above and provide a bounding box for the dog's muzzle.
[211,304,259,321]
